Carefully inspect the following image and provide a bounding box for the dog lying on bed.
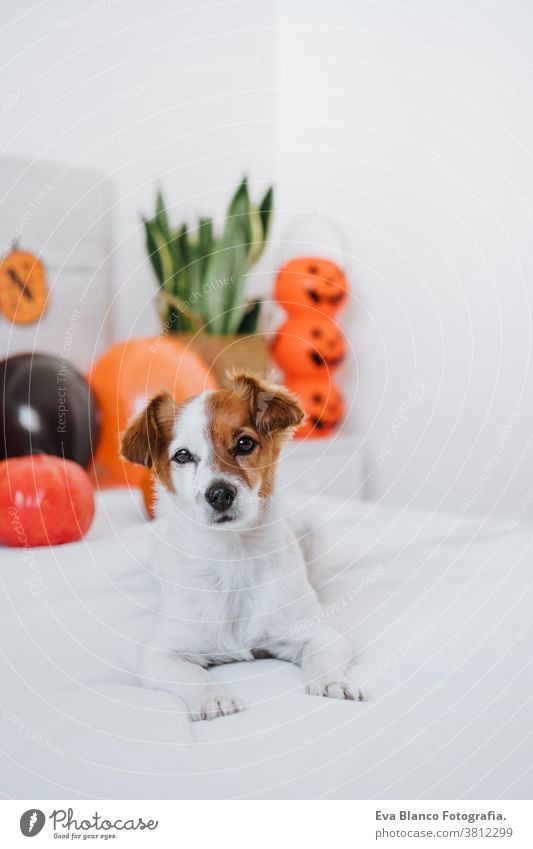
[121,372,363,721]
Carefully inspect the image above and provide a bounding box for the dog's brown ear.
[227,372,305,436]
[120,390,176,470]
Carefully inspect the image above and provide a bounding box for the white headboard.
[0,156,114,371]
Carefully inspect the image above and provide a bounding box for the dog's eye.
[172,448,193,464]
[234,435,257,456]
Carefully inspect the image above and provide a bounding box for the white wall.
[2,0,533,521]
[272,0,533,521]
[1,0,277,339]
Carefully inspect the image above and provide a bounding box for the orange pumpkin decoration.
[285,376,345,439]
[88,336,217,489]
[271,314,346,378]
[0,250,48,324]
[275,257,349,317]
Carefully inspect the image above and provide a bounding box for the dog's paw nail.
[306,680,364,702]
[190,690,243,721]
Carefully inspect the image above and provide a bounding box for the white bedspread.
[0,489,531,799]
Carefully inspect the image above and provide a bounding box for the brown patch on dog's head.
[228,372,305,435]
[205,372,305,498]
[120,390,177,491]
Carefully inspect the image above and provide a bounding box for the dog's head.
[120,372,304,528]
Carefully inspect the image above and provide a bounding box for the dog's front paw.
[188,686,243,722]
[306,679,364,702]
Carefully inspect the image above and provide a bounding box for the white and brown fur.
[121,372,363,721]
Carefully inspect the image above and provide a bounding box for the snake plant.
[143,178,273,335]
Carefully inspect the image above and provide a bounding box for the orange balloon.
[275,257,349,317]
[270,314,346,378]
[88,336,217,488]
[284,375,345,439]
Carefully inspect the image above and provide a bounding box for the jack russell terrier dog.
[121,372,363,721]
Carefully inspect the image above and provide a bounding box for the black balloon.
[0,353,101,468]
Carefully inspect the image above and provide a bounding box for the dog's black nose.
[205,482,237,512]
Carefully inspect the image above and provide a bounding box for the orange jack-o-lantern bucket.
[0,250,48,324]
[285,376,346,439]
[270,314,346,378]
[275,257,349,317]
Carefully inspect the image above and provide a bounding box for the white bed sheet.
[0,488,531,799]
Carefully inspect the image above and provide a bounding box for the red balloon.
[0,455,95,547]
[88,336,217,488]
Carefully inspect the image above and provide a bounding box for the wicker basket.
[174,332,269,386]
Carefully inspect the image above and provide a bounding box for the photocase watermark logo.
[20,809,45,837]
[19,807,159,837]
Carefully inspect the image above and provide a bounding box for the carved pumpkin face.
[285,377,345,439]
[271,315,346,377]
[0,250,48,324]
[275,257,349,316]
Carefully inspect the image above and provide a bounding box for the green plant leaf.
[155,191,171,238]
[236,299,261,334]
[154,191,183,268]
[247,208,263,267]
[228,177,251,231]
[202,244,247,333]
[258,186,274,241]
[204,178,251,333]
[247,185,273,267]
[144,218,174,289]
[143,218,163,285]
[166,304,186,332]
[173,225,192,300]
[221,178,254,332]
[198,217,213,279]
[173,224,190,267]
[144,179,273,336]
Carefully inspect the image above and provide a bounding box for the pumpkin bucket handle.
[277,212,354,277]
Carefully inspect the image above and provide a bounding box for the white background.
[2,0,533,520]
